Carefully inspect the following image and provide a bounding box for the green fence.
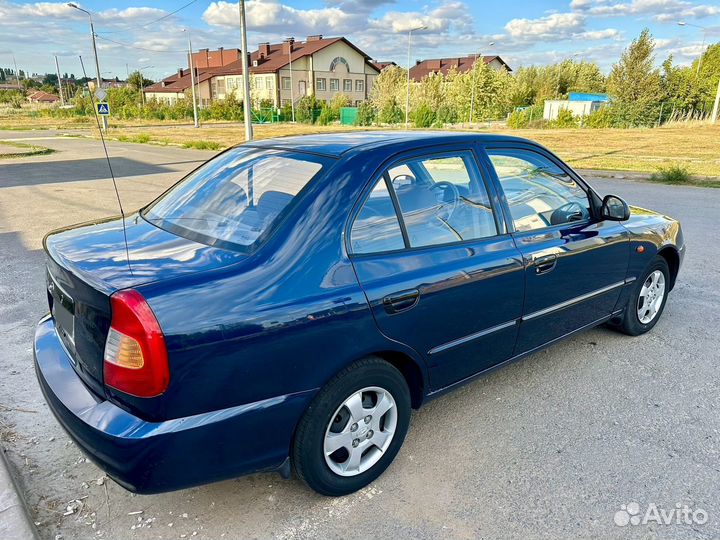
[340,107,358,125]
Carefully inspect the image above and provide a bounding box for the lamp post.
[182,28,199,128]
[286,37,296,122]
[67,3,107,131]
[677,21,708,75]
[238,0,253,141]
[137,65,153,107]
[405,25,427,128]
[469,41,495,124]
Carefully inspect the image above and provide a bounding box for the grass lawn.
[0,140,55,158]
[1,113,719,181]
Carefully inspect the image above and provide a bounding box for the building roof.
[144,36,380,94]
[371,61,397,71]
[27,90,60,102]
[409,55,511,81]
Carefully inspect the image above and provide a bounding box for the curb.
[0,447,38,540]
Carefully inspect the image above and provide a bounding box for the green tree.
[127,70,154,92]
[607,28,663,126]
[370,65,406,124]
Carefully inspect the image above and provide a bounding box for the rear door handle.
[382,289,420,314]
[533,254,558,274]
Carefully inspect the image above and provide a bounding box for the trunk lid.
[44,213,246,395]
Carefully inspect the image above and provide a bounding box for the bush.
[435,104,458,125]
[316,104,334,125]
[552,108,578,128]
[507,104,543,128]
[354,101,376,126]
[296,95,318,123]
[584,106,614,128]
[650,164,691,184]
[378,101,404,124]
[413,104,435,128]
[182,140,222,150]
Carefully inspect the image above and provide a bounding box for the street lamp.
[677,21,708,75]
[286,37,296,123]
[137,65,153,107]
[182,29,200,128]
[469,41,495,124]
[405,25,427,128]
[238,0,253,141]
[67,2,107,131]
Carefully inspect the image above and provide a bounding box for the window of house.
[355,80,364,93]
[316,78,327,91]
[487,148,590,232]
[227,78,236,90]
[282,77,291,90]
[330,79,339,91]
[343,79,352,92]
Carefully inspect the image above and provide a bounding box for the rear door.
[348,146,525,390]
[482,145,630,354]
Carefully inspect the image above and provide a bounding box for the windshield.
[143,147,326,250]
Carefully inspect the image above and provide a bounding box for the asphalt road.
[1,132,718,540]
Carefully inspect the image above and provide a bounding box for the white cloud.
[579,28,621,39]
[505,12,586,40]
[581,0,720,21]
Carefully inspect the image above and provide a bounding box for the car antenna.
[79,55,132,274]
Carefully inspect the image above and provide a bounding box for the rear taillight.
[103,289,169,398]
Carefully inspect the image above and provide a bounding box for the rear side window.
[350,178,405,254]
[389,153,497,248]
[143,147,325,250]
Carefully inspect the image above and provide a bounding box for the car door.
[483,145,630,355]
[348,147,525,390]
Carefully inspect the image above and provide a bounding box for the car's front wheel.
[292,357,411,496]
[618,256,670,336]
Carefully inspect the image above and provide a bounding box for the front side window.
[143,148,326,250]
[350,177,405,254]
[330,78,339,91]
[343,79,352,92]
[487,148,590,232]
[389,153,497,248]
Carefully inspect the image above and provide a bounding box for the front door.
[349,148,525,390]
[484,146,630,354]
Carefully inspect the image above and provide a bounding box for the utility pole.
[405,26,426,128]
[12,54,20,85]
[712,76,720,124]
[55,55,65,106]
[68,3,107,131]
[287,37,295,122]
[677,21,708,76]
[183,29,200,128]
[238,0,253,141]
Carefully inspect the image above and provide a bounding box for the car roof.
[245,131,533,158]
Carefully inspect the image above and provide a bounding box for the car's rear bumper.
[34,315,313,494]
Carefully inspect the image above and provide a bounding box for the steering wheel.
[550,201,587,225]
[430,181,460,221]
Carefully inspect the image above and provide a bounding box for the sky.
[1,0,719,82]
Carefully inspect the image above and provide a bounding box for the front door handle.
[533,254,558,274]
[382,289,420,314]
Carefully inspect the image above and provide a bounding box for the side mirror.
[600,194,630,221]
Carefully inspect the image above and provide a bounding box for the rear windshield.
[143,147,326,251]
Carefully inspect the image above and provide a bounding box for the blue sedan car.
[34,132,684,496]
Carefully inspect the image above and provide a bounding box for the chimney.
[178,68,184,77]
[283,38,295,55]
[259,42,270,57]
[306,34,323,41]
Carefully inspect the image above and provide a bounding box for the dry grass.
[2,114,719,179]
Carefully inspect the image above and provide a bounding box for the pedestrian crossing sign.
[96,102,110,116]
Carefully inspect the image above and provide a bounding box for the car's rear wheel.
[618,256,670,336]
[292,357,411,496]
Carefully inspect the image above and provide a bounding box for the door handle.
[382,289,420,314]
[533,254,558,274]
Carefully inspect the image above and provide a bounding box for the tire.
[292,356,411,496]
[619,256,670,336]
